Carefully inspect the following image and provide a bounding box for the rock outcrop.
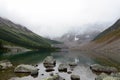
[14,64,38,75]
[43,56,56,68]
[71,74,80,80]
[95,73,120,80]
[58,64,68,72]
[90,64,118,73]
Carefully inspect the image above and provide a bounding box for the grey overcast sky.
[0,0,120,38]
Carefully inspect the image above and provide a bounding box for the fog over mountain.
[0,0,120,38]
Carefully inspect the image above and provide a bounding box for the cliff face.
[0,17,58,51]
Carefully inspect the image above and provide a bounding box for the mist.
[0,0,120,38]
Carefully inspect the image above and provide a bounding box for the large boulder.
[71,74,80,80]
[0,60,13,70]
[95,73,120,80]
[90,64,118,73]
[43,56,56,68]
[58,64,68,72]
[14,64,38,75]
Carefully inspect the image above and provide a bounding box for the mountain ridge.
[0,17,59,52]
[93,19,120,43]
[76,19,120,64]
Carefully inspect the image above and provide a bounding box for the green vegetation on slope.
[0,39,10,52]
[0,17,59,51]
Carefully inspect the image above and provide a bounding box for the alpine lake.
[0,50,119,80]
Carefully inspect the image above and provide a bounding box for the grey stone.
[71,74,80,80]
[43,56,56,68]
[90,64,118,73]
[31,69,38,76]
[14,64,38,75]
[67,70,72,74]
[45,68,55,72]
[69,62,77,67]
[58,64,68,72]
[95,73,120,80]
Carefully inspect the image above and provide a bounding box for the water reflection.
[0,51,51,64]
[51,51,96,66]
[0,51,113,80]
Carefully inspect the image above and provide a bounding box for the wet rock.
[71,74,80,80]
[95,73,120,80]
[67,69,72,74]
[67,71,72,74]
[45,68,55,72]
[31,69,38,76]
[69,62,77,67]
[90,64,118,74]
[14,64,38,75]
[0,60,13,69]
[43,56,56,68]
[58,64,68,72]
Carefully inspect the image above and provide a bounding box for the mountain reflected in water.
[0,51,51,65]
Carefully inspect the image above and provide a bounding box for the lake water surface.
[0,51,118,80]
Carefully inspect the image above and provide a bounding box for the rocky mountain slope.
[55,31,100,48]
[0,17,59,52]
[93,19,120,43]
[78,19,120,63]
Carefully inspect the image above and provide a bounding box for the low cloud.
[0,0,120,38]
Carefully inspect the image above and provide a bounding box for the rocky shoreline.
[0,56,120,80]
